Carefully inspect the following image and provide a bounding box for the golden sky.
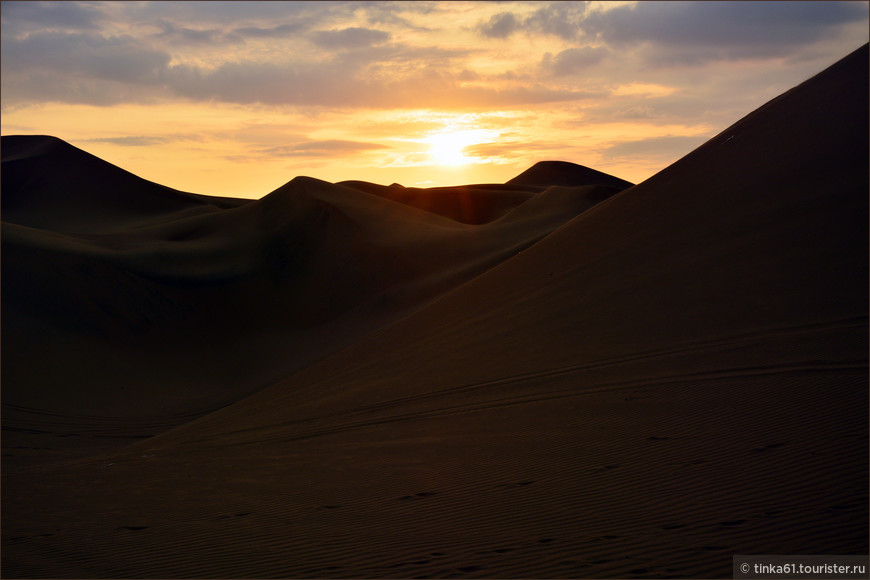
[2,1,868,198]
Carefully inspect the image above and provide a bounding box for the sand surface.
[1,44,867,578]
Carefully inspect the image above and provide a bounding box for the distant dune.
[1,44,867,579]
[506,159,634,190]
[2,138,632,460]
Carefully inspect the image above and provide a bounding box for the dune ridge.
[2,139,632,465]
[1,44,867,578]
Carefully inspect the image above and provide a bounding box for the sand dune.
[506,159,634,190]
[2,139,632,465]
[1,135,250,234]
[2,44,867,578]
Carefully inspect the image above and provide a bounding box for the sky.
[2,1,868,199]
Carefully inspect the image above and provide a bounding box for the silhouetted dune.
[1,44,867,579]
[506,159,634,190]
[2,143,628,464]
[337,180,540,224]
[1,135,249,233]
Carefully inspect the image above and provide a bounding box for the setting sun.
[425,128,498,166]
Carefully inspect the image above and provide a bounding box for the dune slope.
[1,45,867,578]
[1,135,250,233]
[2,139,631,466]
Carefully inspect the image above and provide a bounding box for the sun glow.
[425,128,498,166]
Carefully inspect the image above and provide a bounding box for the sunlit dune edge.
[1,43,867,579]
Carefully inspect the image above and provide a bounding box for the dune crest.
[507,159,635,190]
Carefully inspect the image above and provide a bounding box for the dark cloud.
[1,31,170,84]
[525,1,590,40]
[476,2,590,40]
[478,12,521,39]
[582,1,869,65]
[0,1,102,32]
[0,30,171,107]
[541,46,608,77]
[260,140,390,157]
[309,27,391,49]
[117,1,333,27]
[154,19,243,45]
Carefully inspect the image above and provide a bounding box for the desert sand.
[1,44,867,578]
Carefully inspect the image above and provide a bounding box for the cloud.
[524,1,590,40]
[116,0,334,27]
[82,134,204,147]
[0,32,171,106]
[1,31,170,84]
[361,2,434,32]
[478,12,521,39]
[3,0,865,115]
[158,54,601,110]
[154,19,243,45]
[0,1,103,33]
[259,140,390,157]
[541,46,608,77]
[619,105,659,120]
[84,136,170,147]
[0,31,172,105]
[161,60,385,107]
[235,23,306,38]
[309,27,391,49]
[581,1,869,65]
[2,22,588,110]
[474,2,867,64]
[476,2,590,40]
